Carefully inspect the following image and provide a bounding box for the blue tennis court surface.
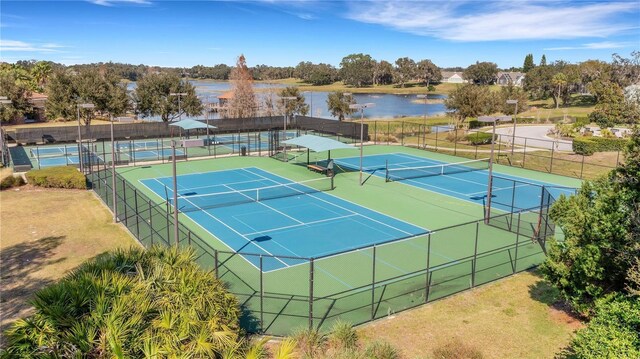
[141,167,427,271]
[335,153,576,213]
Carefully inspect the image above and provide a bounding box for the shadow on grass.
[0,236,66,332]
[527,269,582,320]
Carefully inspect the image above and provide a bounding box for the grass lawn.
[0,186,138,337]
[358,270,583,359]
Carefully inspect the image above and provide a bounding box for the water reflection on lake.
[128,80,447,121]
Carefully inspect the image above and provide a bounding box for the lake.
[128,80,447,121]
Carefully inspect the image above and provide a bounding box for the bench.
[308,163,334,177]
[307,164,327,173]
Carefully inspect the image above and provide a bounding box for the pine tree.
[523,54,535,73]
[228,54,257,118]
[540,54,547,66]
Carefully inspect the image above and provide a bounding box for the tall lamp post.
[169,92,187,122]
[417,94,428,122]
[349,102,375,186]
[478,115,512,223]
[110,114,117,222]
[76,103,95,173]
[506,99,518,156]
[281,96,296,162]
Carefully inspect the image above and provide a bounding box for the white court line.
[465,183,535,197]
[242,213,359,237]
[138,177,290,270]
[243,168,423,237]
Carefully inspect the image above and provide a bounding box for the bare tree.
[227,54,257,118]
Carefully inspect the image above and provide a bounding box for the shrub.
[2,246,241,358]
[465,132,495,145]
[26,166,87,189]
[564,295,640,359]
[363,341,401,359]
[0,174,25,190]
[572,136,629,155]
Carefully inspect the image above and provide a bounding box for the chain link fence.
[88,163,563,335]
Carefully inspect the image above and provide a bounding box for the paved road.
[492,125,573,151]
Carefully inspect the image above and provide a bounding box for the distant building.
[496,72,525,86]
[217,91,233,106]
[440,72,466,84]
[611,127,632,138]
[27,92,48,122]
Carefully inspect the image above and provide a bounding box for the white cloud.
[0,40,66,53]
[544,41,635,51]
[346,1,638,41]
[90,0,152,7]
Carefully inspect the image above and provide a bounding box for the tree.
[0,66,33,123]
[135,72,202,122]
[278,86,309,116]
[541,129,640,314]
[393,57,416,88]
[416,59,441,87]
[30,61,52,92]
[326,91,355,121]
[540,54,547,66]
[563,294,640,359]
[44,69,76,120]
[498,84,528,114]
[339,53,375,87]
[3,246,242,357]
[227,54,257,119]
[373,60,394,85]
[523,54,535,73]
[611,51,640,88]
[463,61,498,85]
[551,73,568,109]
[444,84,495,125]
[308,63,338,86]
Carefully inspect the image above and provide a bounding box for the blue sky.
[1,0,639,68]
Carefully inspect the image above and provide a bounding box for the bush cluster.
[572,136,629,155]
[0,175,25,190]
[465,132,495,145]
[25,166,87,189]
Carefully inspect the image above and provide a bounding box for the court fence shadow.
[87,164,566,336]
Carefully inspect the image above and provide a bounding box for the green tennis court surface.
[99,145,580,335]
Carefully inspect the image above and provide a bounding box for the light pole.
[171,139,180,246]
[110,114,117,222]
[281,96,296,162]
[506,99,518,156]
[76,103,95,173]
[304,91,313,117]
[417,94,428,122]
[169,92,187,122]
[349,102,375,186]
[343,93,352,121]
[477,115,512,223]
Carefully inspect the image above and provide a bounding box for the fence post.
[522,138,527,168]
[374,122,377,144]
[371,246,377,320]
[187,231,191,246]
[259,255,264,332]
[121,179,127,225]
[401,122,404,146]
[309,258,314,331]
[454,127,457,155]
[134,189,140,238]
[513,212,521,273]
[148,199,154,246]
[425,233,431,303]
[435,128,438,151]
[580,155,585,179]
[472,222,479,287]
[549,145,555,173]
[214,250,219,279]
[509,181,517,228]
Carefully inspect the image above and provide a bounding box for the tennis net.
[30,144,91,158]
[385,158,489,182]
[168,176,334,213]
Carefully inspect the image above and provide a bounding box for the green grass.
[358,270,583,359]
[0,187,138,337]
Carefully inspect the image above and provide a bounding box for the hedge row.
[26,166,87,189]
[572,136,629,156]
[465,132,495,145]
[468,117,538,129]
[0,175,25,190]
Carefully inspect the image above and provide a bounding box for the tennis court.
[335,153,576,213]
[29,144,103,168]
[140,167,427,271]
